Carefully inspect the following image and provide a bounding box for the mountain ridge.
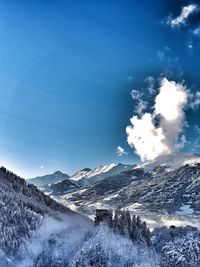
[28,170,70,187]
[46,152,200,227]
[43,163,135,195]
[70,162,135,186]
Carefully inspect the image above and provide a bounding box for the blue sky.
[1,0,200,177]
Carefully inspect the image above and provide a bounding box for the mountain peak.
[54,170,63,175]
[29,171,69,187]
[81,168,92,172]
[70,163,135,185]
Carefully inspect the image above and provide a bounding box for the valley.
[31,153,200,229]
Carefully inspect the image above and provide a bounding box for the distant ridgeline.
[95,209,151,246]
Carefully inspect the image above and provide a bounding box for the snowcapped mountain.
[71,163,122,181]
[45,163,135,195]
[28,170,70,187]
[70,163,135,186]
[51,153,200,226]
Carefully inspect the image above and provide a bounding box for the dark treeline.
[95,209,151,246]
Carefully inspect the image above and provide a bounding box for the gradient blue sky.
[1,0,200,177]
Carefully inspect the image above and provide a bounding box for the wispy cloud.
[116,146,127,156]
[145,76,155,95]
[166,4,200,50]
[156,46,181,72]
[192,125,200,152]
[168,4,197,28]
[176,135,187,150]
[157,51,165,62]
[193,26,200,35]
[131,89,148,116]
[195,125,200,134]
[190,91,200,109]
[128,75,134,81]
[188,42,193,49]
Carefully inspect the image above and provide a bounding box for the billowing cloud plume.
[116,146,127,156]
[168,4,197,28]
[126,78,189,161]
[126,113,170,161]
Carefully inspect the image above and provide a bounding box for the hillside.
[0,166,159,267]
[0,166,91,265]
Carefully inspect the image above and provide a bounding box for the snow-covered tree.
[73,225,158,267]
[162,232,200,267]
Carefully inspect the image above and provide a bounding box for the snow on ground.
[176,205,194,216]
[184,158,200,165]
[59,189,87,200]
[54,195,200,230]
[103,193,119,201]
[136,152,200,172]
[124,203,143,211]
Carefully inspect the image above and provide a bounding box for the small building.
[95,209,113,226]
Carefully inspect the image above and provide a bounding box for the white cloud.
[176,135,187,150]
[190,91,200,109]
[168,4,197,28]
[193,26,200,35]
[126,78,189,161]
[154,78,187,121]
[145,76,155,95]
[131,89,141,101]
[131,89,147,116]
[116,146,127,156]
[126,113,170,161]
[135,99,148,116]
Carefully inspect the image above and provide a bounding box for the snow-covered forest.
[3,210,200,267]
[0,166,200,267]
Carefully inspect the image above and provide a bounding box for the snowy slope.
[0,167,88,261]
[136,152,200,172]
[52,153,200,225]
[70,163,135,186]
[71,163,119,181]
[70,167,92,181]
[0,166,92,266]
